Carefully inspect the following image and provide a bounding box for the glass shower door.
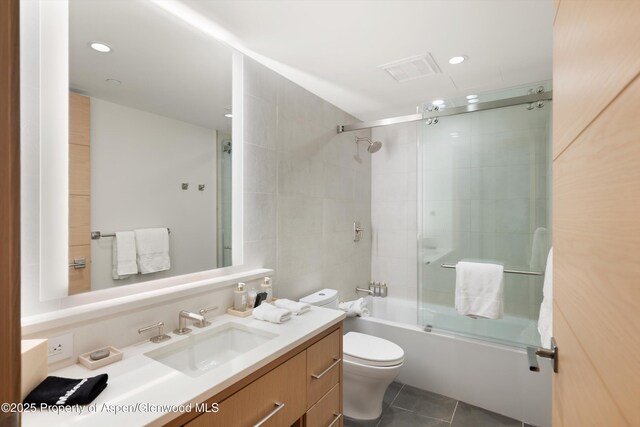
[417,85,552,348]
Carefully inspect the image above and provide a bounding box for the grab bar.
[440,263,543,276]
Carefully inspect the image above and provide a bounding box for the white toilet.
[300,289,405,421]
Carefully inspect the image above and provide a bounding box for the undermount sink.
[145,322,278,377]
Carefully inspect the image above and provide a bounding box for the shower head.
[355,136,383,154]
[367,140,383,153]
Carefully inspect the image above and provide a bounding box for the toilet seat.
[343,332,404,367]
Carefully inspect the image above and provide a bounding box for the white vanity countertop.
[23,307,345,427]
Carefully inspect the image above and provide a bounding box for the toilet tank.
[300,289,339,309]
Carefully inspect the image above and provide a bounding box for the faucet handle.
[138,321,171,343]
[196,306,219,328]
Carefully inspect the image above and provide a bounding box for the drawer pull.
[327,413,342,427]
[311,358,342,379]
[253,401,285,427]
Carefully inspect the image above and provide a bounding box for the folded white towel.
[134,228,170,274]
[338,298,370,318]
[252,303,291,324]
[538,248,554,348]
[111,231,138,280]
[455,261,504,319]
[275,299,311,315]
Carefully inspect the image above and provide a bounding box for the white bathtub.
[344,297,551,427]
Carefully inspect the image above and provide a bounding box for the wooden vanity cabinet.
[172,322,343,427]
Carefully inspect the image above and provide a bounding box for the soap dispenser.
[234,282,248,311]
[261,277,273,302]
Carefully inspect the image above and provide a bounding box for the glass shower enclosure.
[417,83,552,348]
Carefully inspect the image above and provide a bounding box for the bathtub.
[344,297,551,427]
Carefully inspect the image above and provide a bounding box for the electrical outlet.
[47,333,73,363]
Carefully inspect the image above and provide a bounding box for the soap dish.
[78,346,123,370]
[226,307,253,317]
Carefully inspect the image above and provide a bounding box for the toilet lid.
[343,332,404,367]
[300,289,338,306]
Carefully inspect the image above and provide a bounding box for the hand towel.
[455,261,504,319]
[23,374,108,406]
[111,231,138,280]
[338,298,370,317]
[134,228,170,274]
[530,227,551,272]
[538,248,554,348]
[274,299,311,315]
[252,303,291,324]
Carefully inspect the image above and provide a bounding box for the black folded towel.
[23,374,108,406]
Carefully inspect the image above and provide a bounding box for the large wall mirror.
[21,0,242,305]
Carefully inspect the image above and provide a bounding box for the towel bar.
[440,263,543,276]
[91,228,170,240]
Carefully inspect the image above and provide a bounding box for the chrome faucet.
[355,286,374,296]
[174,310,205,335]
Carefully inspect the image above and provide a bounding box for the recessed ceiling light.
[105,78,121,85]
[89,42,112,53]
[449,55,467,65]
[432,99,444,106]
[466,94,478,100]
[224,113,233,118]
[468,98,479,104]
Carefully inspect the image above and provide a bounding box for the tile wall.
[370,123,418,300]
[242,57,372,301]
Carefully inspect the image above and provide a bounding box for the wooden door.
[69,92,91,294]
[553,1,640,425]
[0,0,22,425]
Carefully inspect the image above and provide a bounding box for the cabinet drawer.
[306,383,341,427]
[307,329,341,407]
[186,351,306,427]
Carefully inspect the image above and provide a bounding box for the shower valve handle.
[353,221,364,242]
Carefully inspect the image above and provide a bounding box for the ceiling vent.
[378,53,442,83]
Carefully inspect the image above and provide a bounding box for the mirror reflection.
[68,0,233,295]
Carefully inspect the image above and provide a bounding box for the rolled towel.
[23,374,108,406]
[338,298,369,317]
[275,299,311,315]
[252,303,291,324]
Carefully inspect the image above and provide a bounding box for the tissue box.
[21,339,48,400]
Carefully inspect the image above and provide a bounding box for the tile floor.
[343,382,536,427]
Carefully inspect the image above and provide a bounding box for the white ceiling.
[183,0,553,121]
[70,0,232,132]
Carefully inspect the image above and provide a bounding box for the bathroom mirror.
[21,0,241,303]
[67,0,233,295]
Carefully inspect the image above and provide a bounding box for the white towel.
[111,231,138,280]
[338,298,370,318]
[134,228,170,274]
[538,248,554,348]
[252,303,291,324]
[455,261,504,319]
[275,299,311,315]
[530,227,551,272]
